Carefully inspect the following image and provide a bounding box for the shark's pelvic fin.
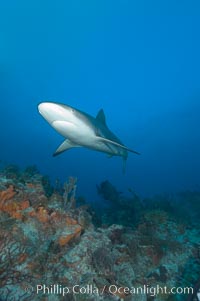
[96,109,107,126]
[53,139,81,156]
[97,136,140,155]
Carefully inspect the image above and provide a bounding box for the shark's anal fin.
[53,139,81,157]
[97,137,140,155]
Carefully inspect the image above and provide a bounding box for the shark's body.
[38,102,139,169]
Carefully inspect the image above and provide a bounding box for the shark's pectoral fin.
[97,137,140,155]
[53,139,81,157]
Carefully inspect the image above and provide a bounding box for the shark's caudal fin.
[53,139,81,156]
[97,136,140,155]
[122,157,127,174]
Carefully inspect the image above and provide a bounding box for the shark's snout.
[38,102,71,124]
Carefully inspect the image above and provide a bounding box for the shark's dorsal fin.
[96,109,106,125]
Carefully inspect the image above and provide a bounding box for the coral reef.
[0,165,199,301]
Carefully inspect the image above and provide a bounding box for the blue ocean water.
[0,0,200,201]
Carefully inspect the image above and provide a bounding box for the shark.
[38,102,140,171]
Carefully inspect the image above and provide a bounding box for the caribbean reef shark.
[38,102,140,171]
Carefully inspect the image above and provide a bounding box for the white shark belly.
[52,120,96,145]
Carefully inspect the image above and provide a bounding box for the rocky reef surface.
[0,164,199,301]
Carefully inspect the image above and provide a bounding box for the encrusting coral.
[0,165,199,301]
[0,185,16,206]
